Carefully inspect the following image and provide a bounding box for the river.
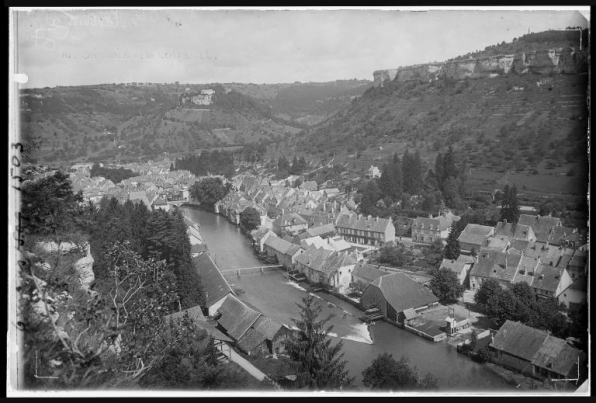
[182,206,514,392]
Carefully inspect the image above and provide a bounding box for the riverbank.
[182,207,514,391]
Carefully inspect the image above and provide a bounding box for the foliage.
[378,243,413,267]
[362,353,439,391]
[139,313,250,389]
[283,293,354,390]
[190,177,230,208]
[173,150,235,178]
[90,163,139,184]
[499,184,521,224]
[443,223,461,260]
[240,207,262,231]
[378,153,403,201]
[429,267,465,303]
[474,279,568,336]
[21,171,85,237]
[359,180,382,216]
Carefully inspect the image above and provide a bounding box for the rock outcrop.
[373,47,588,86]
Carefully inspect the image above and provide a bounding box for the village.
[21,154,586,389]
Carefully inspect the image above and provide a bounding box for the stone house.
[350,262,389,292]
[490,320,584,380]
[193,253,234,316]
[439,254,476,286]
[458,224,495,254]
[336,213,395,247]
[263,236,304,271]
[411,211,459,244]
[272,212,308,236]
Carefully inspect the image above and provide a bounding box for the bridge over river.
[182,205,514,391]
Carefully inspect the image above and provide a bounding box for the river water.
[183,206,513,392]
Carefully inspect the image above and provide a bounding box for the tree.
[474,278,502,307]
[190,177,229,209]
[442,176,461,209]
[362,353,439,391]
[499,183,520,224]
[21,171,85,237]
[240,207,261,231]
[443,223,461,260]
[284,293,354,390]
[429,267,464,303]
[359,180,381,216]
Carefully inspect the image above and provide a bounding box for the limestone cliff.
[373,47,588,86]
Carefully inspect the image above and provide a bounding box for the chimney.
[504,219,507,224]
[368,215,372,221]
[376,216,379,222]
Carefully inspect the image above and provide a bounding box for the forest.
[18,171,256,390]
[172,150,235,178]
[90,163,139,184]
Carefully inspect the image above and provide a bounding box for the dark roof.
[352,262,389,282]
[305,223,336,238]
[518,214,562,242]
[264,236,298,255]
[164,306,232,342]
[531,264,566,293]
[336,213,393,233]
[253,316,284,340]
[164,305,205,324]
[471,250,522,283]
[217,295,262,341]
[490,320,549,361]
[458,224,494,246]
[193,253,233,308]
[494,222,534,241]
[273,212,308,227]
[532,335,581,377]
[237,328,267,353]
[367,272,439,313]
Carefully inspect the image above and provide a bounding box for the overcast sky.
[13,7,590,88]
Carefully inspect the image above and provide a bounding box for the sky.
[12,7,590,88]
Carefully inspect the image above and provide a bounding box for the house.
[530,263,573,300]
[152,196,170,211]
[253,229,277,253]
[216,294,262,342]
[299,181,318,191]
[294,245,357,293]
[302,223,336,239]
[366,165,381,179]
[216,294,289,356]
[558,277,587,310]
[411,211,459,244]
[489,320,584,380]
[163,305,233,357]
[296,201,347,227]
[193,253,234,316]
[336,213,395,247]
[481,236,511,252]
[518,214,562,243]
[263,236,304,270]
[439,254,476,286]
[469,250,522,290]
[128,191,151,207]
[493,220,536,242]
[322,188,340,199]
[458,224,495,254]
[272,212,308,236]
[351,262,389,292]
[237,316,292,356]
[361,272,439,324]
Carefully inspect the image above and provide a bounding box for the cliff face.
[373,47,588,86]
[372,69,398,85]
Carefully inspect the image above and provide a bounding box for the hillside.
[19,83,302,165]
[224,79,372,126]
[292,30,589,216]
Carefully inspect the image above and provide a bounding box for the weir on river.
[182,206,513,391]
